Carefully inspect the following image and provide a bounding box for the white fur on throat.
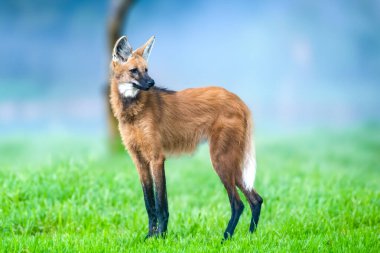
[118,82,139,98]
[242,141,256,191]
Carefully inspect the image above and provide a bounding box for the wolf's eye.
[129,68,138,74]
[145,68,148,72]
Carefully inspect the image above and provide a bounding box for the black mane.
[152,86,176,94]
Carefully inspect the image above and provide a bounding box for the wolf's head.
[111,36,155,97]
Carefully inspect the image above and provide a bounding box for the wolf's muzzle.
[133,79,155,91]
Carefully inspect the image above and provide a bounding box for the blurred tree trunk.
[106,0,134,151]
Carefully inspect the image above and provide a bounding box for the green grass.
[0,125,379,252]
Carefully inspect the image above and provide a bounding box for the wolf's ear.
[135,36,155,62]
[112,36,132,63]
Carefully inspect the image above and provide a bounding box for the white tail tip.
[242,154,256,191]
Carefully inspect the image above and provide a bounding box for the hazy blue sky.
[0,0,379,134]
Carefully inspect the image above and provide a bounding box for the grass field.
[0,125,379,252]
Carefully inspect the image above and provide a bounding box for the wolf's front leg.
[141,175,158,238]
[129,150,158,238]
[151,157,169,236]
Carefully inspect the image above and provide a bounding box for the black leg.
[129,150,158,239]
[142,182,158,238]
[237,182,263,233]
[223,186,244,240]
[151,159,169,236]
[249,191,263,233]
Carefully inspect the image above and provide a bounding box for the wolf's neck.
[109,79,144,123]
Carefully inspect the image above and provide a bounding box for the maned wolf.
[109,36,263,240]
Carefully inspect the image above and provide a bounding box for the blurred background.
[0,0,379,138]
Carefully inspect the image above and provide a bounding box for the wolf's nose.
[148,80,155,86]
